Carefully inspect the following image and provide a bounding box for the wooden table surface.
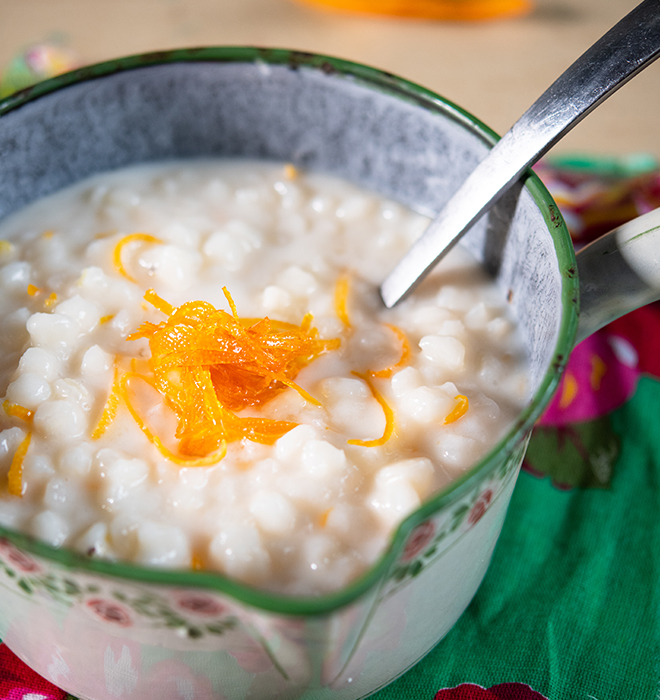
[1,0,659,158]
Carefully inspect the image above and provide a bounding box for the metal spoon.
[380,0,660,308]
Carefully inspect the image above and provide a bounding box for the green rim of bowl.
[0,47,579,616]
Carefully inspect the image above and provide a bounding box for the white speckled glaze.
[0,49,577,700]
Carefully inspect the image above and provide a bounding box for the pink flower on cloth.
[524,302,660,490]
[539,332,639,426]
[435,682,548,699]
[0,643,66,700]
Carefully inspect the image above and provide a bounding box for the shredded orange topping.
[334,273,352,329]
[91,365,122,439]
[113,233,163,283]
[26,285,58,307]
[143,288,173,316]
[119,371,228,466]
[318,508,332,528]
[444,395,469,425]
[347,371,395,447]
[8,432,31,497]
[3,400,34,423]
[370,324,411,379]
[123,288,339,460]
[91,275,412,459]
[99,314,114,325]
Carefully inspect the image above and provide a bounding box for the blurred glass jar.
[295,0,531,21]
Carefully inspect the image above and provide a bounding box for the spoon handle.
[380,0,660,308]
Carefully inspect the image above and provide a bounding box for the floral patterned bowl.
[0,47,653,700]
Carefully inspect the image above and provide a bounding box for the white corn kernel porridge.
[0,161,528,595]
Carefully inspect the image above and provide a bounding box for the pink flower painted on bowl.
[0,643,66,700]
[402,521,435,562]
[174,591,226,617]
[0,539,42,573]
[435,682,548,699]
[85,598,133,627]
[468,489,493,527]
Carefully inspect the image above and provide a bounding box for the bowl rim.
[0,46,579,616]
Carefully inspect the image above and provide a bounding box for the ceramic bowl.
[0,47,611,700]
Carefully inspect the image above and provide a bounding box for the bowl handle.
[576,206,660,344]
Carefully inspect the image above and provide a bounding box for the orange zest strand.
[42,230,54,240]
[91,365,122,439]
[444,395,469,425]
[119,372,227,466]
[370,324,411,379]
[318,509,332,528]
[27,284,40,297]
[44,292,58,308]
[144,288,174,316]
[8,432,31,497]
[113,233,162,283]
[99,314,114,325]
[334,273,352,329]
[3,400,34,423]
[347,371,394,447]
[124,289,339,460]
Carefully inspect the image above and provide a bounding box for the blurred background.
[1,0,659,159]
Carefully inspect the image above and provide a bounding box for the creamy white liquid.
[0,160,528,595]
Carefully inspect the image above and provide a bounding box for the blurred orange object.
[296,0,531,21]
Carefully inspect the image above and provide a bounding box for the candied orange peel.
[3,400,34,423]
[91,365,122,440]
[334,273,352,329]
[444,394,469,425]
[113,233,163,283]
[8,432,31,497]
[347,371,395,447]
[369,324,411,379]
[122,287,339,460]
